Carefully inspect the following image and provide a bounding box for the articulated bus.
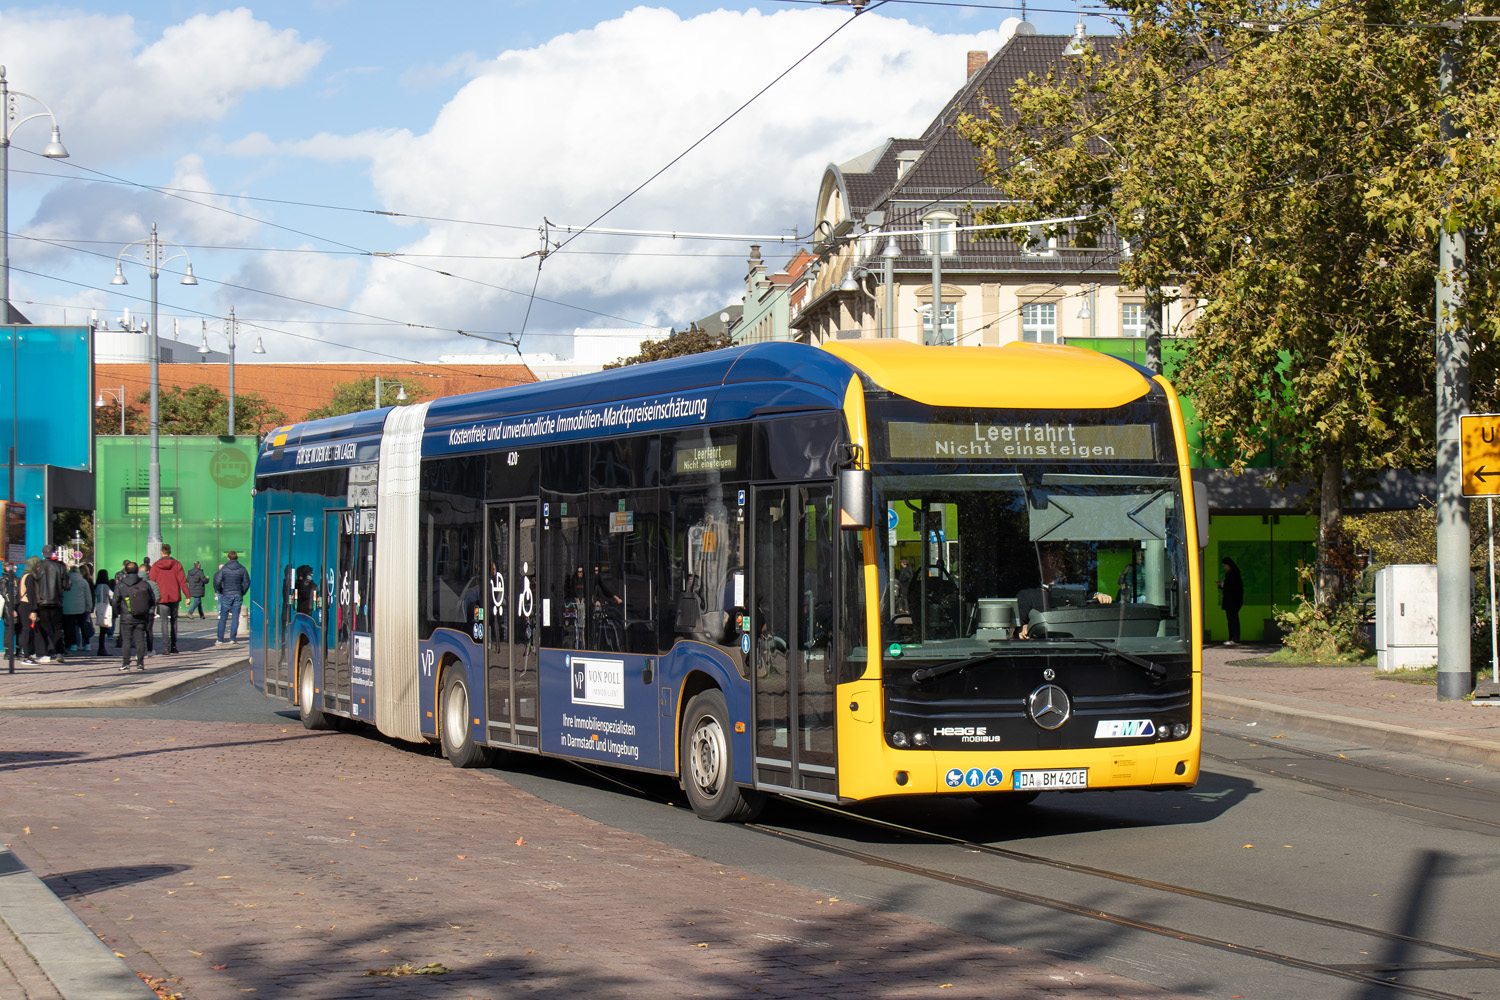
[250,339,1205,821]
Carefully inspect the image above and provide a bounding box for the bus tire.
[680,689,763,822]
[440,665,491,769]
[297,649,328,730]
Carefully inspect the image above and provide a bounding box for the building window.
[922,213,957,256]
[1121,303,1147,338]
[1022,302,1056,343]
[921,302,957,345]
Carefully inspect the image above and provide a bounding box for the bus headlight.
[912,731,929,747]
[890,731,910,748]
[1171,722,1190,740]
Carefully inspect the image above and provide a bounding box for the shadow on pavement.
[0,749,87,767]
[44,863,192,898]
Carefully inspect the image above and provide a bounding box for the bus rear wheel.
[298,649,328,730]
[680,689,763,822]
[440,665,492,768]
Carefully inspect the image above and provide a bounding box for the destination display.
[674,442,738,474]
[886,421,1157,462]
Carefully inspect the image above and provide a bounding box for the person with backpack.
[213,550,251,645]
[112,561,155,671]
[149,543,190,654]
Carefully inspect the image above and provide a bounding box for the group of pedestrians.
[2,543,252,671]
[0,545,75,663]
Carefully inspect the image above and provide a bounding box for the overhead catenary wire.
[25,154,662,331]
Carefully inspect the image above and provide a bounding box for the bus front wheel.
[297,649,328,730]
[440,665,492,768]
[680,689,763,822]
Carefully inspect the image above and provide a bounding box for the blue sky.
[2,2,1099,366]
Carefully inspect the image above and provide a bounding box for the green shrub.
[1273,598,1372,661]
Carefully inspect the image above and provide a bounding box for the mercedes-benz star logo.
[1026,684,1072,730]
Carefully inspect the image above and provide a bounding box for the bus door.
[322,508,370,716]
[264,512,292,695]
[751,485,838,798]
[484,502,540,749]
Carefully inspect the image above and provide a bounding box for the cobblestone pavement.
[0,714,1187,1000]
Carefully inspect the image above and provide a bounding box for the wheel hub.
[690,718,725,796]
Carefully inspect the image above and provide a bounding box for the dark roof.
[836,33,1122,277]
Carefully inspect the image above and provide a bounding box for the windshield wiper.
[910,651,1007,684]
[1075,638,1167,680]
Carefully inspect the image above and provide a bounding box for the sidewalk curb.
[1204,693,1500,769]
[0,659,248,711]
[0,850,155,1000]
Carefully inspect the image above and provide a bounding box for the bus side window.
[670,486,746,657]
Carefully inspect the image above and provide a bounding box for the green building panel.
[95,436,256,609]
[1204,514,1318,643]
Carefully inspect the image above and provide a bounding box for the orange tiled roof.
[96,361,537,425]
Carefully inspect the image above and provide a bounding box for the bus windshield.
[861,399,1191,666]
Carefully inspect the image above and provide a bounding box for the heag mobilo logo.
[570,656,625,709]
[209,448,252,489]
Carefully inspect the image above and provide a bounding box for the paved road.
[4,655,1499,1000]
[0,675,1186,1000]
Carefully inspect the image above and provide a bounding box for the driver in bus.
[1014,544,1112,639]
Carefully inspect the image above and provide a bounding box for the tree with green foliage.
[94,385,285,437]
[957,0,1500,602]
[604,326,730,369]
[302,376,428,420]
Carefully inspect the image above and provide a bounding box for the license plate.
[1013,768,1088,790]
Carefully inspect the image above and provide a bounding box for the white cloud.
[337,5,1008,351]
[0,8,325,157]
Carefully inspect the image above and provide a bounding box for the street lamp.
[374,377,406,408]
[111,223,197,560]
[198,307,265,437]
[1,67,69,504]
[95,385,127,435]
[1,67,68,321]
[882,238,900,338]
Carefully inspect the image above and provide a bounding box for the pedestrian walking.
[17,557,39,663]
[149,543,189,654]
[138,558,160,654]
[32,545,71,663]
[112,561,155,671]
[214,550,250,645]
[93,569,115,657]
[62,563,92,653]
[0,562,19,661]
[185,561,208,618]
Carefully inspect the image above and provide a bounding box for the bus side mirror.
[839,468,873,530]
[1193,480,1210,549]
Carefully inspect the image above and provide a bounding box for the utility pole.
[1435,20,1473,700]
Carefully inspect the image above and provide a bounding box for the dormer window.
[922,212,958,256]
[1023,224,1058,257]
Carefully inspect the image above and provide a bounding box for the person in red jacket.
[148,543,190,654]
